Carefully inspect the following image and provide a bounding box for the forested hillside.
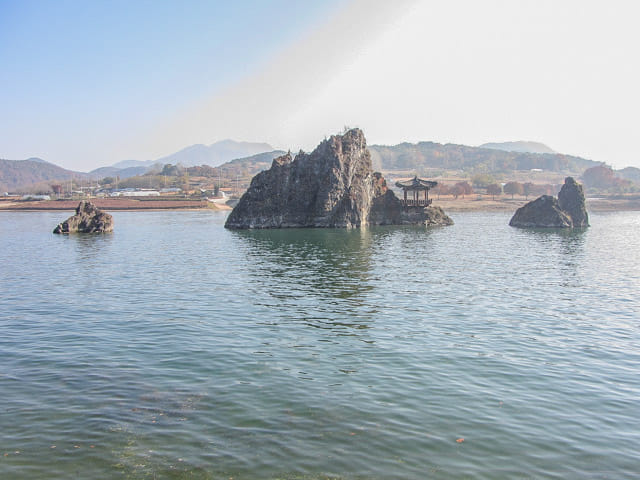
[369,142,599,174]
[0,158,85,192]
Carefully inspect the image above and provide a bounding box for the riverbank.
[1,195,638,212]
[422,195,640,212]
[0,197,233,211]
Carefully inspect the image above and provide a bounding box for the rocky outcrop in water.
[53,200,114,233]
[557,177,589,227]
[224,129,452,229]
[402,205,454,226]
[509,177,589,228]
[509,195,573,228]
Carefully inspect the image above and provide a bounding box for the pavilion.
[395,176,438,207]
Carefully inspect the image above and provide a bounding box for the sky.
[2,0,640,172]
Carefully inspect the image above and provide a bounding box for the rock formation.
[401,204,454,226]
[557,176,589,227]
[53,200,114,233]
[224,129,453,229]
[509,177,589,228]
[509,195,573,228]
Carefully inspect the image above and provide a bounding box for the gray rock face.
[53,201,114,233]
[405,205,455,226]
[509,177,589,228]
[509,195,573,228]
[367,171,403,225]
[557,176,589,227]
[225,129,453,229]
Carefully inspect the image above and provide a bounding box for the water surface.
[1,210,639,479]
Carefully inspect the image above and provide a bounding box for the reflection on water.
[515,227,588,288]
[232,226,438,334]
[67,231,114,260]
[233,228,377,332]
[233,228,374,289]
[517,225,587,252]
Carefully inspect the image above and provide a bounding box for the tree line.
[431,180,560,200]
[370,142,599,174]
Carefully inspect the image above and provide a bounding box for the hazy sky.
[2,0,640,171]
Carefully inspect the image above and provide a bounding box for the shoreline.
[0,196,638,212]
[0,197,232,211]
[432,196,640,212]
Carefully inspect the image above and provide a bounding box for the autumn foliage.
[503,181,524,199]
[582,165,630,191]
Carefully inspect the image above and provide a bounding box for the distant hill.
[0,144,282,192]
[25,157,50,164]
[107,139,276,171]
[0,158,86,192]
[88,165,150,179]
[368,141,599,174]
[111,159,156,169]
[216,150,287,176]
[479,141,556,154]
[616,166,640,183]
[1,137,610,193]
[153,139,275,168]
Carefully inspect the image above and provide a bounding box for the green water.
[1,210,639,479]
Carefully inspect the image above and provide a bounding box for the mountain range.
[0,139,280,192]
[2,138,634,193]
[110,139,275,170]
[478,141,557,154]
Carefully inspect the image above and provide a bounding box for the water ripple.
[0,210,639,479]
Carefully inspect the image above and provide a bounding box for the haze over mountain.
[479,141,557,155]
[220,140,602,181]
[368,141,598,174]
[0,137,623,193]
[88,166,149,179]
[1,138,284,191]
[111,159,156,170]
[210,150,288,178]
[112,139,276,170]
[617,167,640,183]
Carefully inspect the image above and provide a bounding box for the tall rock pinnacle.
[225,129,452,229]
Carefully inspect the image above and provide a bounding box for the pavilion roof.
[395,176,438,190]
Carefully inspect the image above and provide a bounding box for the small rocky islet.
[53,200,114,234]
[224,128,453,229]
[509,177,589,228]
